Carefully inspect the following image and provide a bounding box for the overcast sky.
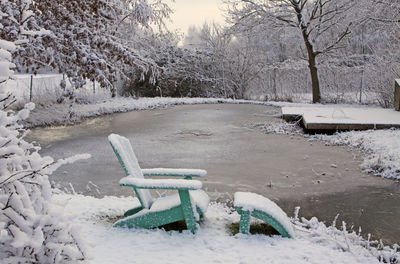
[165,0,225,34]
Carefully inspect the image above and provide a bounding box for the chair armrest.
[119,176,202,190]
[141,168,207,178]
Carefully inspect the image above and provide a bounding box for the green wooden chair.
[108,134,209,233]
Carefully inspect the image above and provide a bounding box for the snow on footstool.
[234,192,295,238]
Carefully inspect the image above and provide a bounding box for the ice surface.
[25,97,268,127]
[314,129,400,180]
[276,105,400,180]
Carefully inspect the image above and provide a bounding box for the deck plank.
[282,106,400,131]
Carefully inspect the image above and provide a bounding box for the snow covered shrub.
[2,0,172,116]
[0,99,89,263]
[0,3,88,263]
[156,47,224,98]
[121,43,225,98]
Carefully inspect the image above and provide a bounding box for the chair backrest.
[108,134,153,209]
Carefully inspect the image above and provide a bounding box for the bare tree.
[182,22,268,99]
[226,0,354,103]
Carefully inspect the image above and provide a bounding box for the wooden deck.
[281,106,400,131]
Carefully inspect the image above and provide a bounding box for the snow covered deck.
[282,106,400,131]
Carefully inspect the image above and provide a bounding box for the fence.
[247,64,396,107]
[3,74,112,107]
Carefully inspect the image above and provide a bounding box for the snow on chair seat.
[234,192,295,238]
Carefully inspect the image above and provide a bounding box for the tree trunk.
[293,3,321,103]
[308,52,321,103]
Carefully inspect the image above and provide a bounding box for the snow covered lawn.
[55,193,397,264]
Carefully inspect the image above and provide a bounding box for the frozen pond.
[27,104,400,244]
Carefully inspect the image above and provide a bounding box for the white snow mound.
[52,193,393,264]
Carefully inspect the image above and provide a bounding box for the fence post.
[395,79,400,111]
[273,68,277,99]
[29,75,33,102]
[359,68,364,103]
[359,25,365,104]
[93,80,95,94]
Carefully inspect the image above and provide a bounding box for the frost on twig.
[292,209,400,263]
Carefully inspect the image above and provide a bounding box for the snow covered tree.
[122,41,222,98]
[159,46,222,97]
[0,1,88,262]
[225,0,354,103]
[2,0,171,117]
[183,26,205,48]
[182,22,269,99]
[121,23,230,98]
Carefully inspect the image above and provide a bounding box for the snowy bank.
[313,129,400,180]
[257,104,400,181]
[55,193,398,264]
[261,120,400,180]
[24,97,270,127]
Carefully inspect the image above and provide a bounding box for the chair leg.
[178,190,197,233]
[239,210,251,234]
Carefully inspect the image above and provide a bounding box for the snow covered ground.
[55,192,399,264]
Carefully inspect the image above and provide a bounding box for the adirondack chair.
[108,134,209,233]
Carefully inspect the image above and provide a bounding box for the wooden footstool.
[234,192,295,238]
